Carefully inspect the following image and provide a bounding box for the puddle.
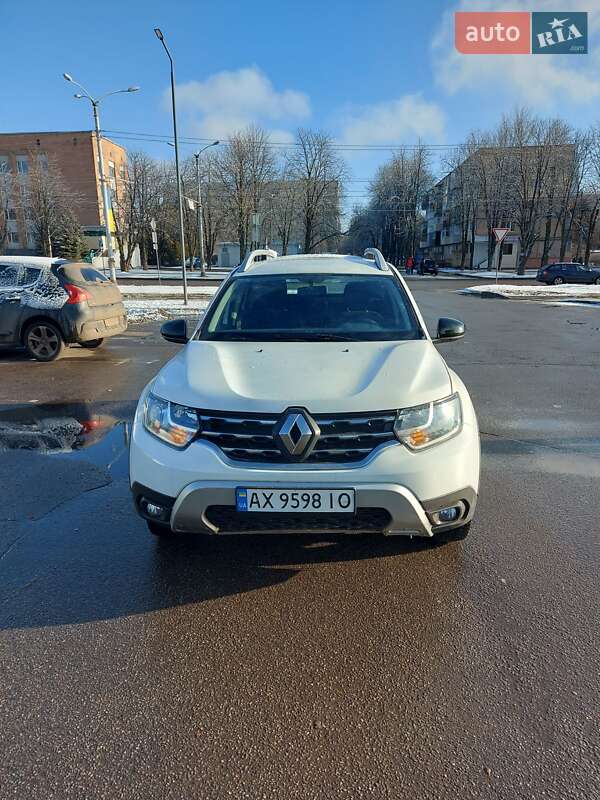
[0,403,130,478]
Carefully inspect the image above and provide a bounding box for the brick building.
[0,130,128,258]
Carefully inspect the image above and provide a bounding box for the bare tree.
[0,167,13,253]
[22,153,82,258]
[215,125,276,258]
[112,151,165,270]
[359,145,433,264]
[199,152,227,265]
[271,175,301,255]
[287,129,347,253]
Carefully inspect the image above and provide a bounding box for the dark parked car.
[419,258,438,276]
[0,257,127,361]
[536,262,600,286]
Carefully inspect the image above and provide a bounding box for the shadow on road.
[0,517,455,631]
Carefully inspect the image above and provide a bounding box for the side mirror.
[160,318,189,344]
[434,317,465,343]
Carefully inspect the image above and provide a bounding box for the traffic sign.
[493,227,510,243]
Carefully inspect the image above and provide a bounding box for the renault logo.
[276,409,320,459]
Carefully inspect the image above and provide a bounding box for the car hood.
[152,340,452,414]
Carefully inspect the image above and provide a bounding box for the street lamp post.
[154,28,189,304]
[168,140,219,279]
[194,142,219,278]
[62,73,139,283]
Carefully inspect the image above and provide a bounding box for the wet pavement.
[0,285,599,799]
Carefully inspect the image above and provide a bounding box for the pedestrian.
[406,255,414,274]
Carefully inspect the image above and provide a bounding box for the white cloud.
[338,94,446,144]
[169,66,311,139]
[432,0,600,107]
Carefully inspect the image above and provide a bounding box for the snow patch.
[440,269,537,280]
[0,267,66,309]
[460,284,600,299]
[119,284,219,298]
[124,298,210,324]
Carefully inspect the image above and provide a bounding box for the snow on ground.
[124,298,209,323]
[120,284,219,298]
[544,300,600,309]
[116,268,230,281]
[440,268,537,280]
[460,284,600,299]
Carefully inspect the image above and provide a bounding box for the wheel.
[436,522,471,543]
[80,338,104,349]
[594,277,600,285]
[24,321,64,362]
[146,520,174,537]
[553,276,564,285]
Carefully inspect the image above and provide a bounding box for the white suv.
[130,249,480,542]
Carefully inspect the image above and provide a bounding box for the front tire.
[553,276,564,285]
[594,277,600,286]
[80,338,104,349]
[24,321,64,362]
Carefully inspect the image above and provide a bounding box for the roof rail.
[238,248,278,272]
[363,248,389,271]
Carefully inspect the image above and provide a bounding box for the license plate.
[236,488,355,513]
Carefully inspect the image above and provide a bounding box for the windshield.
[199,273,423,342]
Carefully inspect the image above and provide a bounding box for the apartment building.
[420,145,577,270]
[0,130,127,257]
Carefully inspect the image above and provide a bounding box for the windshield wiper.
[203,331,362,342]
[297,333,356,341]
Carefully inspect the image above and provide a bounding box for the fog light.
[145,503,163,517]
[430,502,465,526]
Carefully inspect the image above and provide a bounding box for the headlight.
[143,393,199,448]
[394,393,462,450]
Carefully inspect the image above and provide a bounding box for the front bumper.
[132,478,477,536]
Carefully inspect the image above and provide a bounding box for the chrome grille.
[197,409,397,463]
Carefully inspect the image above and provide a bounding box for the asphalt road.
[0,281,599,800]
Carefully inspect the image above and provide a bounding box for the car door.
[576,265,594,284]
[0,264,43,346]
[562,264,578,284]
[0,263,25,345]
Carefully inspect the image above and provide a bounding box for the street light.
[194,142,219,277]
[63,73,139,282]
[167,140,219,278]
[154,28,189,304]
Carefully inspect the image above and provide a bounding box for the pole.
[93,102,117,282]
[195,154,206,277]
[495,241,500,284]
[155,240,162,284]
[158,36,188,304]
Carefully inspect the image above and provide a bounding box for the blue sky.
[1,0,598,206]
